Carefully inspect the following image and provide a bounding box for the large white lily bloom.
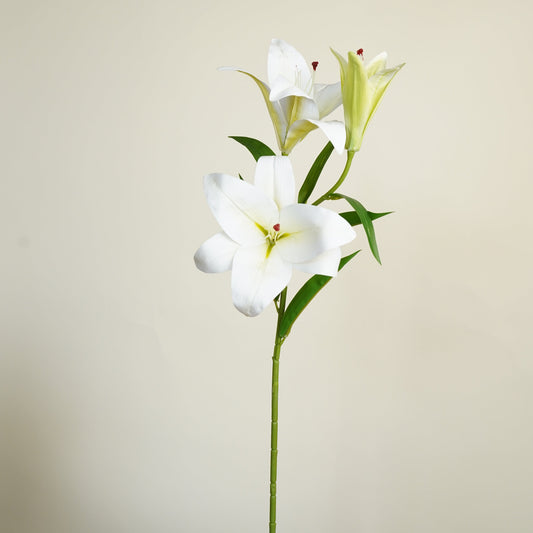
[221,39,346,155]
[194,156,356,317]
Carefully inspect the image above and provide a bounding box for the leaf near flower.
[229,136,276,161]
[331,194,384,264]
[278,251,360,339]
[298,142,334,204]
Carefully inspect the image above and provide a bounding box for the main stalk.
[269,288,287,533]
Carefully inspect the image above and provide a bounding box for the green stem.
[312,149,356,206]
[269,287,287,533]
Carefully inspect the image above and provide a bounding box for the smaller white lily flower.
[331,48,405,152]
[194,156,355,317]
[220,39,346,155]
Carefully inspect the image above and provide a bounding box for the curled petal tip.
[218,66,241,72]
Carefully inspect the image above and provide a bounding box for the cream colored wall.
[2,1,532,532]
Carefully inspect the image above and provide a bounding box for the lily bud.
[331,48,404,152]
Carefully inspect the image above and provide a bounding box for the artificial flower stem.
[312,149,356,206]
[270,287,287,533]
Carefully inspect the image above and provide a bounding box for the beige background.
[2,1,532,532]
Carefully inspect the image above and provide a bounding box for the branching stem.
[312,149,356,206]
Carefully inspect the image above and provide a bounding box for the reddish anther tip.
[273,223,281,232]
[311,61,319,71]
[357,48,364,60]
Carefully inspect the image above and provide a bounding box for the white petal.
[292,96,320,121]
[268,39,313,100]
[194,232,239,273]
[314,82,343,118]
[218,66,288,152]
[306,119,346,154]
[280,96,324,153]
[231,244,292,317]
[276,94,318,124]
[276,204,355,263]
[254,156,296,209]
[269,76,313,101]
[294,247,341,276]
[282,119,317,154]
[204,173,279,246]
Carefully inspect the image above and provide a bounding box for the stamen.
[311,61,319,71]
[273,223,280,232]
[357,48,364,60]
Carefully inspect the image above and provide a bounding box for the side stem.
[269,287,287,533]
[312,149,356,206]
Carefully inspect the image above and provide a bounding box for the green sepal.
[331,194,383,264]
[298,142,334,204]
[278,251,360,339]
[339,210,393,226]
[229,136,276,161]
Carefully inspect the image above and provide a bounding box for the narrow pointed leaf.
[279,251,360,339]
[298,142,334,203]
[229,136,276,161]
[339,210,393,226]
[332,194,382,264]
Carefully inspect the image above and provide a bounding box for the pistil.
[267,224,282,247]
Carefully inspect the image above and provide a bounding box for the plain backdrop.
[1,1,532,532]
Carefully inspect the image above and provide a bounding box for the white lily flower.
[220,39,346,155]
[194,156,356,317]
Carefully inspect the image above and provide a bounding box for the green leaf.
[278,251,360,339]
[229,136,276,161]
[238,173,245,181]
[339,210,393,226]
[298,142,334,203]
[332,194,382,264]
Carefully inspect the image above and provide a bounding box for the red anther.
[357,48,364,60]
[311,61,319,71]
[273,223,281,232]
